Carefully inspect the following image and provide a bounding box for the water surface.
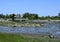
[0,22,60,38]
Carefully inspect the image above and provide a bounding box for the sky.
[0,0,60,16]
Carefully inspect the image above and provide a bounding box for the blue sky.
[0,0,60,16]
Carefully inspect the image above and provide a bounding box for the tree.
[29,14,38,19]
[5,14,11,18]
[58,13,60,20]
[23,12,39,20]
[58,13,60,17]
[0,14,5,18]
[8,14,15,21]
[39,16,45,20]
[23,12,30,18]
[11,14,15,21]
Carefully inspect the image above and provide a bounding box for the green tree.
[23,12,30,18]
[5,14,10,18]
[58,13,60,17]
[0,14,5,18]
[29,14,38,19]
[23,12,38,20]
[11,14,15,21]
[8,14,15,21]
[58,13,60,20]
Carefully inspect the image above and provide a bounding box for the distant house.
[15,14,21,19]
[14,18,28,22]
[16,14,28,21]
[8,14,28,22]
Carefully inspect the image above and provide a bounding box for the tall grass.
[0,33,60,42]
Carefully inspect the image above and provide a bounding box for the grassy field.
[0,33,60,42]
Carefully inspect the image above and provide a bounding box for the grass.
[0,21,20,26]
[0,33,60,42]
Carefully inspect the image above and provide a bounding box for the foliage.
[11,14,15,21]
[0,12,60,20]
[23,12,38,20]
[0,14,5,18]
[23,12,30,18]
[58,13,60,17]
[0,33,60,42]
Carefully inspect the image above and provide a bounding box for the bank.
[0,21,41,27]
[0,33,60,42]
[0,19,60,27]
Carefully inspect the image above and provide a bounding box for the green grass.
[0,21,20,26]
[0,33,60,42]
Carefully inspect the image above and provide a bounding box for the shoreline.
[0,20,60,27]
[0,21,41,27]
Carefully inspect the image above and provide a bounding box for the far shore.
[0,19,60,27]
[0,21,41,27]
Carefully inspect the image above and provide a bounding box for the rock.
[13,26,17,27]
[48,34,54,38]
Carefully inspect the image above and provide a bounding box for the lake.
[0,22,60,38]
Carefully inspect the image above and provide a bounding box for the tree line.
[0,12,60,21]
